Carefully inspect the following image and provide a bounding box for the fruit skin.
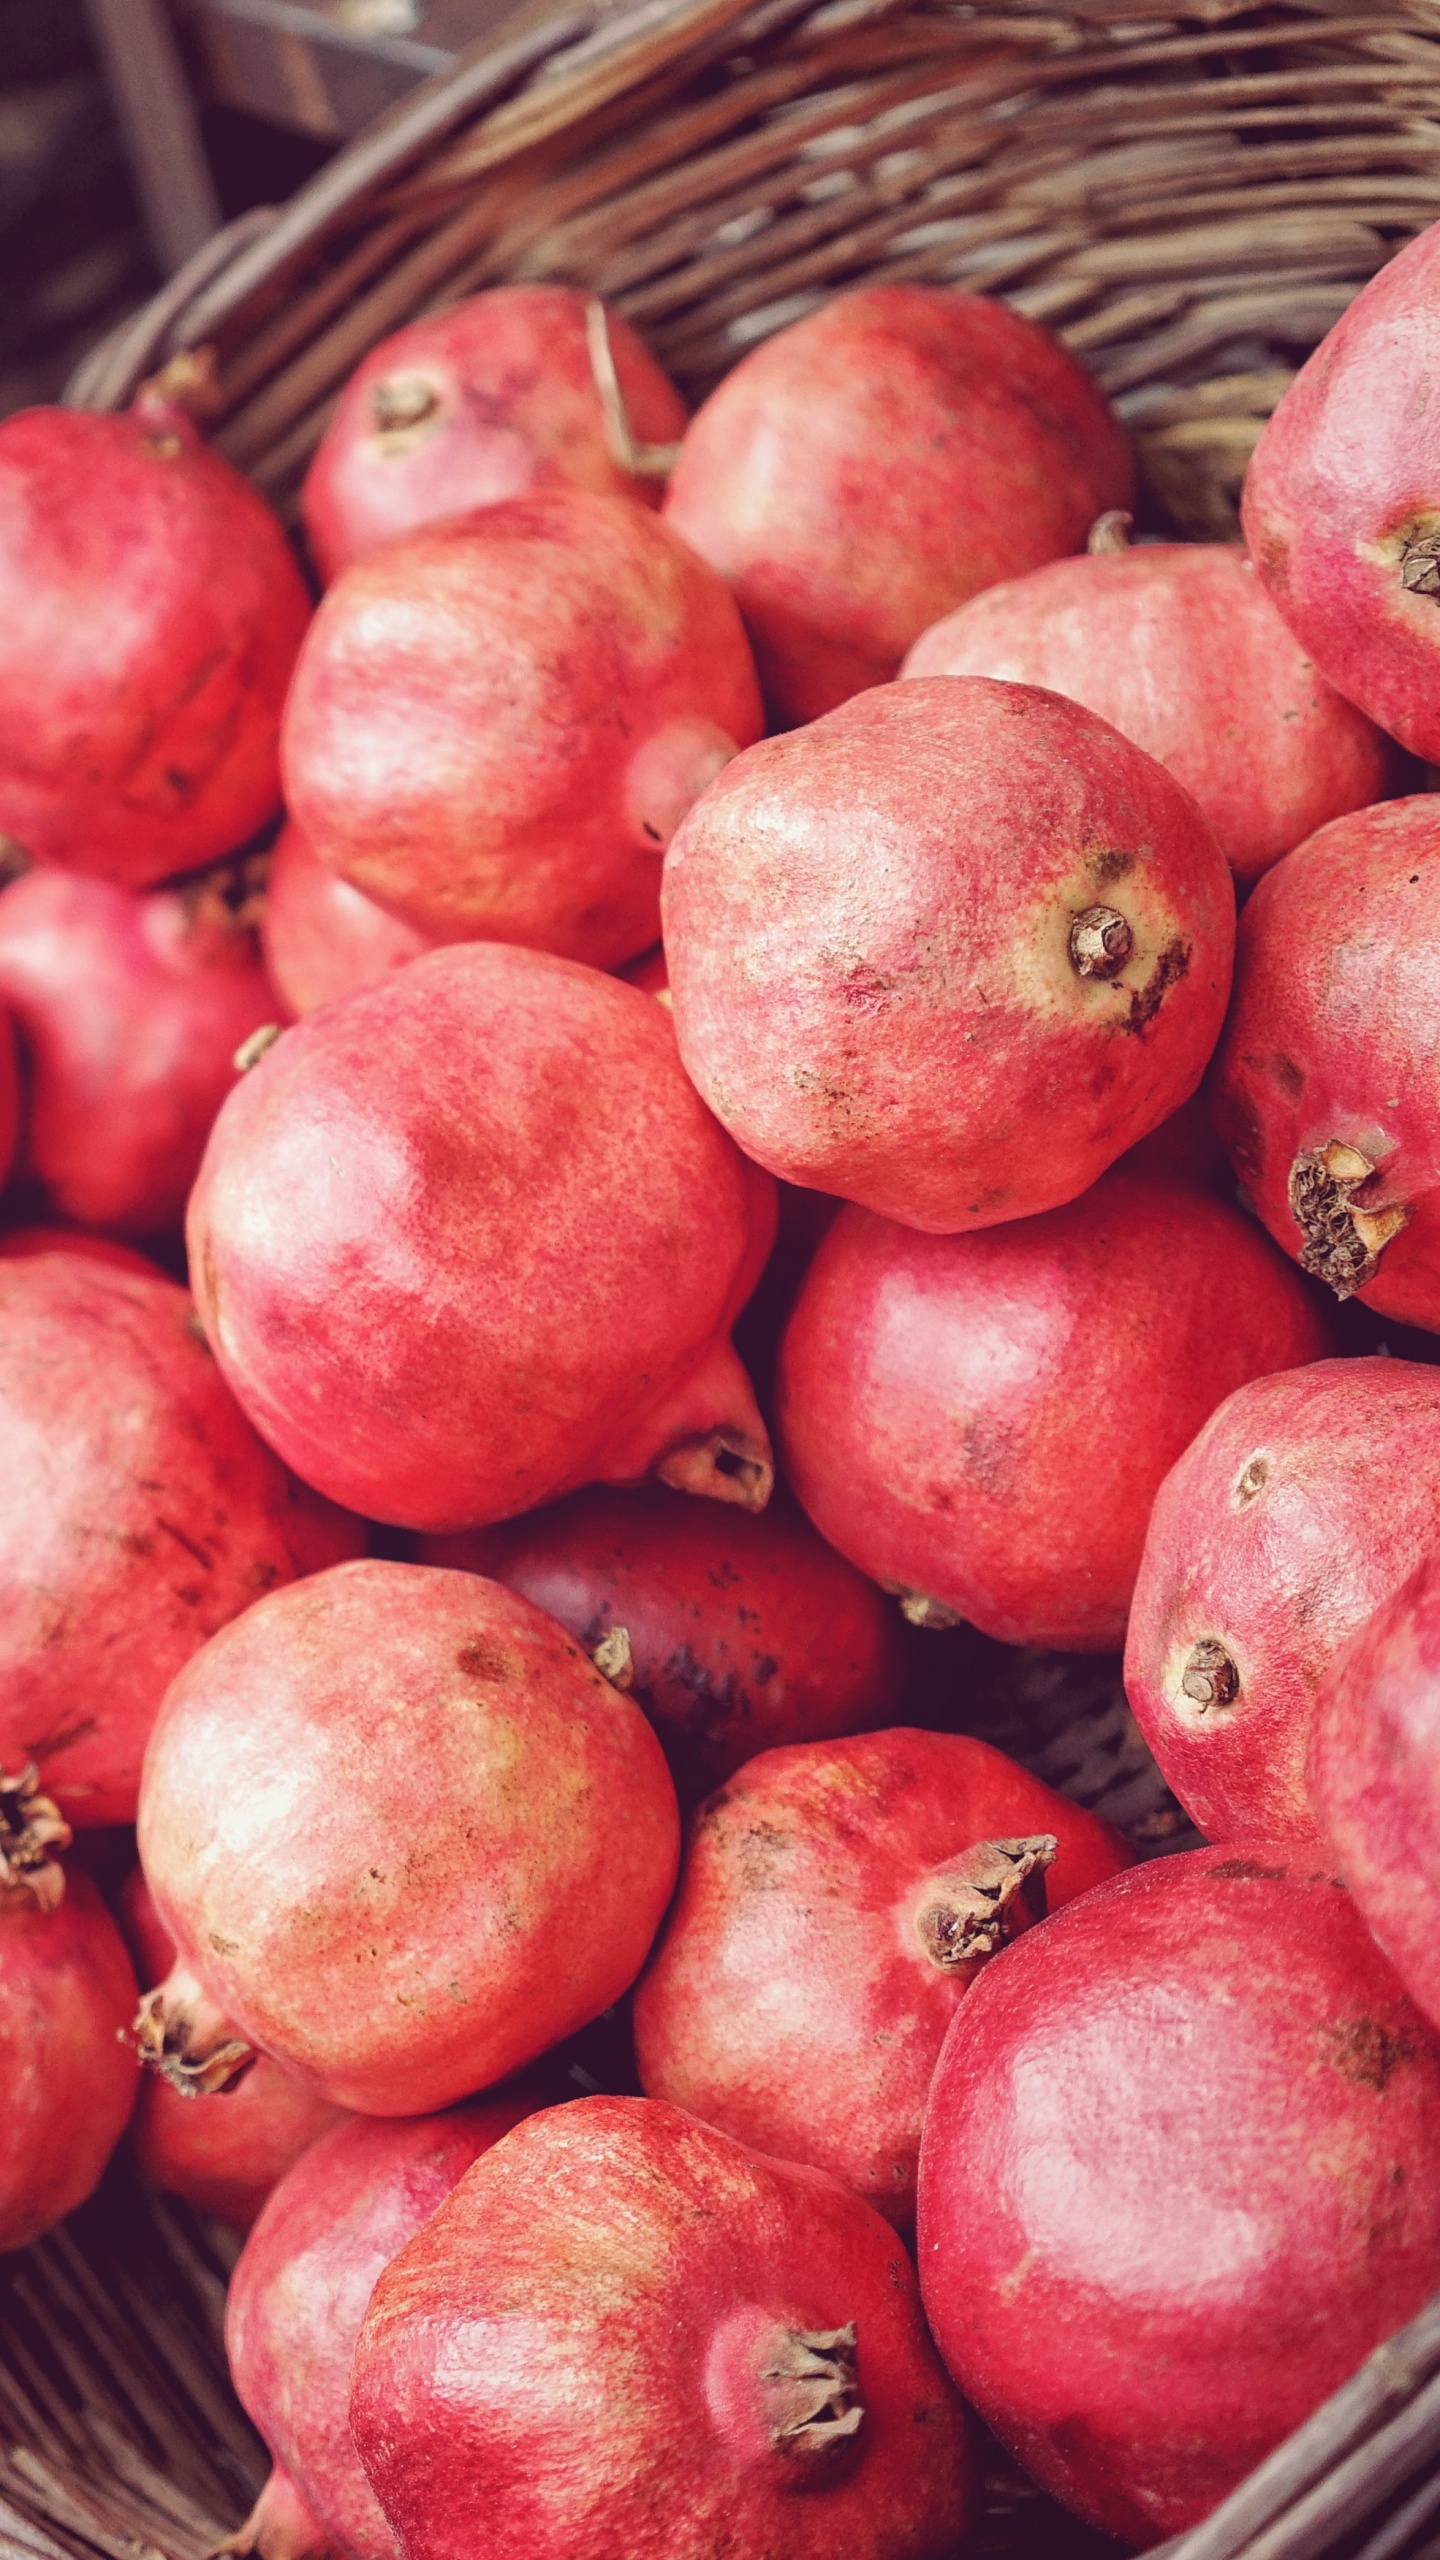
[633,1729,1133,2226]
[420,1485,908,1804]
[1242,221,1440,762]
[188,945,776,1533]
[260,820,433,1017]
[136,1559,681,2114]
[302,285,687,582]
[351,2093,973,2560]
[0,1867,139,2249]
[903,543,1388,887]
[0,1252,362,1828]
[0,1224,160,1272]
[663,677,1235,1232]
[1212,796,1440,1331]
[282,489,762,964]
[0,398,310,886]
[663,282,1131,725]
[776,1168,1333,1652]
[918,1845,1440,2547]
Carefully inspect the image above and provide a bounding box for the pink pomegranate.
[260,820,433,1016]
[776,1168,1332,1652]
[351,2094,972,2560]
[1212,796,1440,1331]
[903,537,1389,886]
[0,1251,361,1827]
[187,945,776,1531]
[663,678,1234,1231]
[421,1485,908,1803]
[0,393,310,885]
[918,1845,1440,2545]
[634,1729,1132,2225]
[302,285,687,582]
[281,490,762,963]
[0,859,278,1233]
[136,1559,680,2112]
[663,282,1131,725]
[0,1224,159,1271]
[1242,220,1440,761]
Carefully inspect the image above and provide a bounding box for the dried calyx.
[657,1427,773,1512]
[914,1835,1057,1971]
[372,376,442,438]
[1070,905,1134,981]
[134,1961,257,2097]
[1087,508,1134,554]
[1288,1141,1410,1299]
[761,2322,864,2461]
[1400,531,1440,597]
[1181,1638,1240,1713]
[591,1625,634,1689]
[0,1764,72,1911]
[895,1589,964,1630]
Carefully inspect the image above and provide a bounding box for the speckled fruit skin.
[187,946,776,1533]
[633,1729,1132,2227]
[0,400,310,885]
[0,1869,138,2249]
[260,820,433,1017]
[663,678,1234,1231]
[302,285,687,582]
[1212,796,1440,1332]
[0,1252,361,1828]
[281,489,762,964]
[662,283,1131,725]
[137,1560,680,2113]
[351,2094,972,2560]
[903,543,1388,887]
[776,1169,1332,1652]
[420,1485,907,1804]
[918,1846,1440,2548]
[1242,221,1440,762]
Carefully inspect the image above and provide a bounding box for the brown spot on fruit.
[1125,938,1191,1036]
[456,1639,510,1680]
[1321,2017,1416,2090]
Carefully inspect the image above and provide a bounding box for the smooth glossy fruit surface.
[0,1863,138,2249]
[260,819,433,1017]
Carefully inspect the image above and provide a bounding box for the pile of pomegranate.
[3,234,1440,2560]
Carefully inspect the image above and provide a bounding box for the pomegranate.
[634,1729,1132,2225]
[1212,796,1440,1331]
[663,678,1234,1231]
[135,1559,680,2112]
[903,536,1388,887]
[261,820,433,1017]
[420,1486,908,1803]
[0,1224,159,1271]
[281,490,762,963]
[0,393,310,885]
[0,1250,362,1827]
[187,945,776,1531]
[350,2094,972,2560]
[302,285,687,582]
[663,282,1131,725]
[0,859,277,1233]
[918,1845,1440,2545]
[776,1168,1332,1652]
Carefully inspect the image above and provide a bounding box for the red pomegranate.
[136,1560,680,2112]
[420,1486,907,1802]
[0,1224,159,1271]
[663,282,1131,725]
[260,820,433,1016]
[1212,796,1440,1331]
[663,679,1234,1231]
[281,490,761,964]
[1242,220,1440,761]
[302,285,687,582]
[918,1845,1440,2545]
[351,2094,973,2560]
[0,1251,361,1828]
[634,1730,1132,2225]
[0,393,310,885]
[903,538,1388,886]
[187,945,776,1531]
[776,1169,1332,1652]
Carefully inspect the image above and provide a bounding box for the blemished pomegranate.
[663,282,1131,725]
[663,678,1234,1232]
[903,538,1388,886]
[776,1169,1332,1651]
[281,489,762,964]
[187,945,776,1531]
[1212,796,1440,1331]
[917,1846,1440,2546]
[633,1729,1133,2225]
[420,1486,908,1803]
[135,1560,680,2112]
[0,1251,362,1828]
[0,393,310,885]
[350,2094,973,2560]
[260,820,433,1017]
[302,285,688,582]
[1127,1358,1440,1848]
